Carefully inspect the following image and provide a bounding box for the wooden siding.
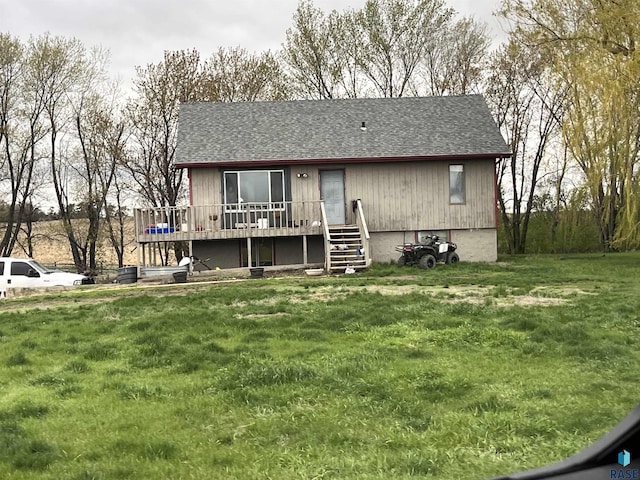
[289,166,319,205]
[346,160,496,230]
[187,159,496,231]
[190,168,221,205]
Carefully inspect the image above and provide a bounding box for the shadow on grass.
[0,420,60,471]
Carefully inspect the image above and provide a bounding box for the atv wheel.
[397,255,407,267]
[418,254,436,269]
[446,252,460,264]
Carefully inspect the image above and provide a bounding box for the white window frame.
[223,169,285,212]
[449,164,465,205]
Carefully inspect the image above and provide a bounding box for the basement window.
[418,231,449,243]
[449,164,465,204]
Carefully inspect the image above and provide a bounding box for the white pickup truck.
[0,257,94,298]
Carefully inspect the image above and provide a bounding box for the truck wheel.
[397,256,407,267]
[418,254,436,269]
[446,252,460,264]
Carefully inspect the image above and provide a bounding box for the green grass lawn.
[1,253,639,479]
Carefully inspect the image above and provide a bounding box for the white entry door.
[320,169,346,225]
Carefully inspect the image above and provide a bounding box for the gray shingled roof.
[175,95,510,166]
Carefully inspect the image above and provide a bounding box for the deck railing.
[320,201,331,271]
[134,201,324,242]
[354,199,372,267]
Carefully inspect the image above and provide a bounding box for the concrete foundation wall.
[192,229,496,269]
[370,228,497,264]
[368,232,416,264]
[449,229,497,262]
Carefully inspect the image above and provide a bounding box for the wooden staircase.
[326,224,368,272]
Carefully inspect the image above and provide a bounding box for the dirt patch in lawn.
[283,283,580,307]
[505,295,567,306]
[235,312,293,319]
[1,277,590,312]
[364,285,572,306]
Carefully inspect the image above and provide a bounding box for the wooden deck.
[134,201,324,243]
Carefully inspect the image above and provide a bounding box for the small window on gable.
[449,164,465,204]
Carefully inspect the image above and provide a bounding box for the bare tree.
[125,50,203,212]
[102,164,132,268]
[283,0,464,99]
[201,47,290,102]
[356,0,453,97]
[0,33,50,257]
[70,86,128,272]
[486,40,566,254]
[423,17,491,95]
[26,34,116,272]
[124,50,206,265]
[282,0,346,99]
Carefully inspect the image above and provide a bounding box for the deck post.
[302,235,308,265]
[247,237,252,268]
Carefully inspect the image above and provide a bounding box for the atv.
[395,235,459,269]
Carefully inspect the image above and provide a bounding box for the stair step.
[329,235,361,240]
[331,258,366,263]
[325,223,369,272]
[329,265,368,272]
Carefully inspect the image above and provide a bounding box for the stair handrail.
[320,201,331,271]
[355,199,372,267]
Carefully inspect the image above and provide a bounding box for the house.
[133,95,511,271]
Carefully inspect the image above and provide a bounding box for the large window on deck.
[224,170,285,210]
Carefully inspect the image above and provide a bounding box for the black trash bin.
[172,271,188,283]
[249,267,264,278]
[117,266,138,284]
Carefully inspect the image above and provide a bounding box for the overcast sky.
[0,0,508,90]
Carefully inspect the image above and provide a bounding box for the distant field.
[0,254,639,479]
[12,219,137,268]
